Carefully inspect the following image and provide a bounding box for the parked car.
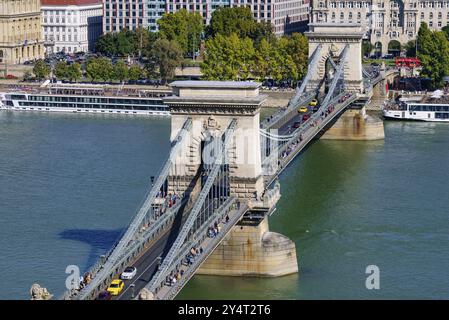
[120,266,137,280]
[107,279,124,296]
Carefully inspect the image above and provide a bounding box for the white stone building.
[311,0,449,56]
[41,0,103,54]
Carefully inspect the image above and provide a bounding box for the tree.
[201,33,255,80]
[86,58,101,81]
[128,64,142,81]
[33,60,50,80]
[206,7,274,43]
[97,58,114,81]
[362,40,374,58]
[282,33,308,80]
[96,33,117,56]
[86,57,113,82]
[417,23,449,88]
[115,29,136,56]
[146,39,183,83]
[54,61,68,80]
[66,63,82,82]
[276,37,299,83]
[113,60,128,82]
[206,7,255,39]
[442,25,449,40]
[253,38,279,81]
[157,9,204,56]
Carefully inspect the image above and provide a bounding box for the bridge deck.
[152,200,249,300]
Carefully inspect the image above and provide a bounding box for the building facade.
[311,0,449,55]
[0,0,45,65]
[103,0,309,36]
[41,0,103,54]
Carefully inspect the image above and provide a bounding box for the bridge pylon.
[305,23,365,94]
[163,81,298,279]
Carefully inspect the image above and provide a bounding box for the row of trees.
[95,11,202,58]
[92,7,310,83]
[201,32,308,82]
[32,8,310,83]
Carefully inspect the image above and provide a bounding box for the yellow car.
[298,107,308,113]
[107,279,124,296]
[309,99,318,107]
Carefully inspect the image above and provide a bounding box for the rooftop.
[169,81,261,89]
[41,0,102,6]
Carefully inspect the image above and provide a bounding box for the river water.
[1,110,448,300]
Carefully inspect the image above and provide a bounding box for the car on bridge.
[302,114,310,121]
[293,121,301,129]
[298,106,308,113]
[107,279,125,296]
[309,99,318,107]
[120,266,137,280]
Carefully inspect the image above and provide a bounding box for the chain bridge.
[61,23,397,300]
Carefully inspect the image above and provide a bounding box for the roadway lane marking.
[116,257,160,300]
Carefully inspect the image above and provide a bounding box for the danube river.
[1,111,449,300]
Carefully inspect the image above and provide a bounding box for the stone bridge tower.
[164,81,266,200]
[163,81,298,278]
[305,23,365,93]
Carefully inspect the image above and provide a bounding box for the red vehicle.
[302,114,310,121]
[395,57,421,68]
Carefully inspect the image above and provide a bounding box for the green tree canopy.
[146,39,183,83]
[417,23,449,88]
[33,60,50,80]
[404,40,417,57]
[206,7,274,44]
[128,64,143,81]
[86,57,114,82]
[113,60,128,82]
[66,62,82,82]
[201,33,255,80]
[362,40,374,57]
[157,9,204,56]
[281,33,308,80]
[54,61,68,79]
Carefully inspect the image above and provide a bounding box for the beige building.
[0,0,45,65]
[311,0,449,56]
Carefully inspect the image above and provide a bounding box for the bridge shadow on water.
[59,228,124,272]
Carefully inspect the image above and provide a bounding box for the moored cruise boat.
[382,91,449,122]
[0,83,171,116]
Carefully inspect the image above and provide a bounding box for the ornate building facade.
[0,0,45,65]
[310,0,449,55]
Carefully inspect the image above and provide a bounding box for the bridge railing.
[264,93,358,187]
[146,119,237,293]
[66,118,193,300]
[153,198,250,300]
